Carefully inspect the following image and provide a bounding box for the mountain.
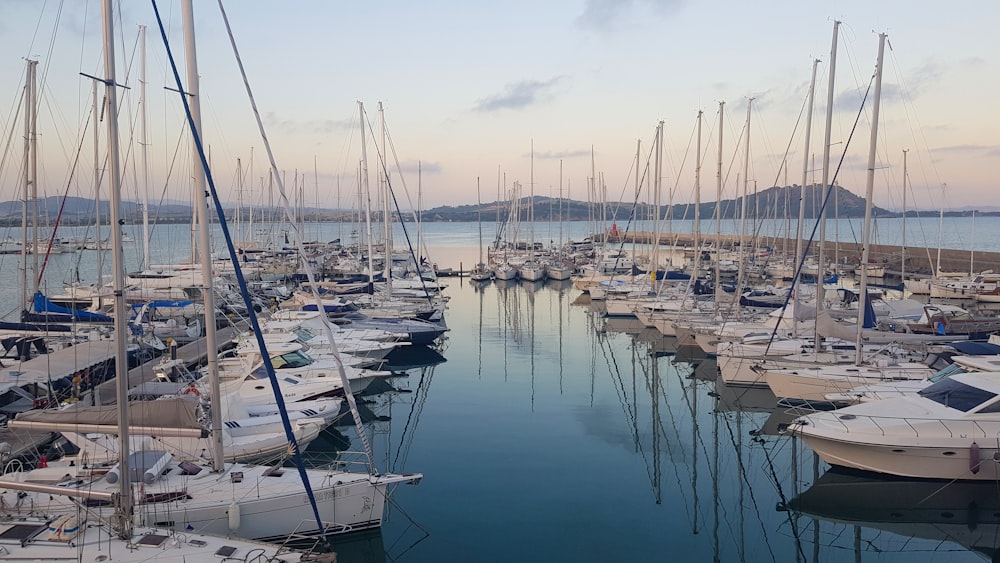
[0,196,192,226]
[420,184,890,222]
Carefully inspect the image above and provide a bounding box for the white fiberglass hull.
[794,429,1000,481]
[765,364,933,403]
[0,460,421,541]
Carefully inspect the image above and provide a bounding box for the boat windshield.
[928,363,967,383]
[919,378,996,412]
[272,350,313,369]
[291,327,317,343]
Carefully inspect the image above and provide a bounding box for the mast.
[477,177,483,267]
[359,101,375,285]
[694,110,702,278]
[379,102,391,286]
[797,59,819,337]
[182,0,223,471]
[714,101,724,315]
[855,33,887,364]
[20,61,31,311]
[93,81,104,290]
[101,0,132,538]
[139,25,151,269]
[653,122,663,282]
[936,184,945,276]
[29,59,38,295]
[817,21,840,319]
[901,149,908,282]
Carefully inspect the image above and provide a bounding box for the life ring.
[181,384,201,397]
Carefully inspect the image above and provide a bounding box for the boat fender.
[228,502,240,530]
[970,441,981,474]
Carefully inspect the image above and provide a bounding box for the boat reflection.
[785,469,1000,560]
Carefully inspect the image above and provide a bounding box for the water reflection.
[785,469,1000,560]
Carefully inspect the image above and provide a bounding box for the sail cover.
[9,397,205,438]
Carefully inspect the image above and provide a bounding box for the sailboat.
[0,3,326,560]
[470,178,492,282]
[2,0,421,543]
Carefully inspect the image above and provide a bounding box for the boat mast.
[797,59,819,338]
[93,81,104,290]
[817,21,840,318]
[714,101,724,315]
[100,0,132,538]
[182,0,223,472]
[29,59,39,296]
[901,149,908,282]
[379,102,391,286]
[694,110,702,279]
[653,122,663,282]
[359,101,376,286]
[855,33,887,364]
[140,25,151,270]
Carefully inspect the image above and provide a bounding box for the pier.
[0,324,244,462]
[612,232,1000,276]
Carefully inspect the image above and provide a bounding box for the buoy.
[38,455,47,469]
[970,441,982,474]
[227,502,241,531]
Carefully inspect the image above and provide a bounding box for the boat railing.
[827,413,993,440]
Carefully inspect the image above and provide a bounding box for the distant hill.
[420,184,891,222]
[0,196,192,226]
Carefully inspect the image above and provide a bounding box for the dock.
[613,232,1000,276]
[0,323,245,462]
[93,324,244,405]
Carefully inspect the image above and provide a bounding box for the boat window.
[291,327,316,342]
[919,378,996,412]
[275,350,312,369]
[976,399,1000,414]
[928,363,967,383]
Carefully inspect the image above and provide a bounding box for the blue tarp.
[32,292,113,323]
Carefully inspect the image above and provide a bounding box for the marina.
[0,3,998,561]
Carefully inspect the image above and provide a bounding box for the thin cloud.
[396,160,442,174]
[473,78,563,112]
[532,150,591,160]
[934,144,1000,157]
[576,0,684,31]
[263,112,353,135]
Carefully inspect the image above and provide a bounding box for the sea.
[1,216,998,562]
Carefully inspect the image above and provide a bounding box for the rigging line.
[361,113,435,304]
[719,411,778,561]
[391,368,426,470]
[637,351,696,519]
[36,100,94,287]
[764,73,875,353]
[756,425,807,560]
[603,123,657,283]
[214,0,376,469]
[151,0,327,537]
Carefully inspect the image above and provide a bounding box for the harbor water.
[2,218,998,562]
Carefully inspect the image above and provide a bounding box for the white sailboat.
[3,0,421,543]
[0,3,324,560]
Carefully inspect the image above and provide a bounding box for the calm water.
[338,274,991,562]
[3,219,999,561]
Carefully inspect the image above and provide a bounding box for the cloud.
[396,160,442,174]
[473,77,563,112]
[531,150,591,160]
[576,0,684,31]
[933,144,1000,158]
[263,112,353,135]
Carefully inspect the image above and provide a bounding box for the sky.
[0,0,997,213]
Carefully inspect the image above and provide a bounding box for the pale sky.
[0,0,996,212]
